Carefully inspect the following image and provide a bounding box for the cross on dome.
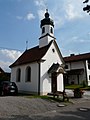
[45,9,49,18]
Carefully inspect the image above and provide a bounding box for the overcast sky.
[0,0,90,72]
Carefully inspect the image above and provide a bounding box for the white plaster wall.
[11,67,17,83]
[40,42,64,95]
[41,25,54,37]
[39,24,54,48]
[39,35,54,48]
[65,60,88,85]
[66,61,85,71]
[86,60,90,86]
[57,74,64,91]
[71,61,85,69]
[11,62,39,94]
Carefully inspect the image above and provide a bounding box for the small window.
[42,27,45,34]
[65,65,68,69]
[50,27,53,33]
[52,48,55,53]
[26,66,31,82]
[16,68,21,82]
[88,60,90,70]
[88,60,90,63]
[88,64,90,70]
[89,75,90,80]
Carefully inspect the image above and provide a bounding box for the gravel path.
[0,96,60,117]
[0,94,90,119]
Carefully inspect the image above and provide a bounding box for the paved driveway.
[0,94,90,120]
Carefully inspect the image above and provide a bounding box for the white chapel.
[10,10,65,95]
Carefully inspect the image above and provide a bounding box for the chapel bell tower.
[39,9,55,48]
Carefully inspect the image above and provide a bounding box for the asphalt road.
[0,92,90,120]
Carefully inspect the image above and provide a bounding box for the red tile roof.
[10,41,52,68]
[64,52,90,62]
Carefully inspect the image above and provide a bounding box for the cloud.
[65,4,79,20]
[34,0,85,30]
[16,16,23,20]
[0,49,22,72]
[16,12,35,21]
[88,32,90,35]
[34,0,63,28]
[0,49,22,61]
[68,50,79,56]
[64,1,84,20]
[71,34,90,43]
[0,61,11,73]
[34,0,47,20]
[35,0,46,8]
[37,9,45,20]
[61,47,79,57]
[25,12,35,20]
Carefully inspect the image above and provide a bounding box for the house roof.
[64,52,90,62]
[10,41,53,68]
[48,63,65,74]
[48,63,60,74]
[66,69,84,75]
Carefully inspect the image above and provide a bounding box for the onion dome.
[40,9,54,28]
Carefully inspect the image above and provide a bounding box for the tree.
[83,0,90,15]
[83,0,89,3]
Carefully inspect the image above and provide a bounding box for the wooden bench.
[48,91,69,101]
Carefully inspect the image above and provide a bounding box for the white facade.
[10,10,64,95]
[11,62,39,94]
[40,25,54,37]
[39,23,54,48]
[10,41,64,95]
[39,10,55,48]
[39,35,54,48]
[86,60,90,86]
[65,59,90,86]
[40,41,64,95]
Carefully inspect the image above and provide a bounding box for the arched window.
[50,27,53,33]
[42,27,45,34]
[16,68,21,82]
[26,66,31,82]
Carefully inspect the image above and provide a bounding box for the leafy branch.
[83,0,90,15]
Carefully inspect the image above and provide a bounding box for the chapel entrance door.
[51,72,57,93]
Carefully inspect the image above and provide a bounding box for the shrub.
[73,88,84,98]
[82,80,87,88]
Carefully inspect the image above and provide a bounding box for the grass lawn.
[18,93,69,103]
[65,84,90,90]
[25,95,65,102]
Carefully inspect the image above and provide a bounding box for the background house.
[0,67,10,82]
[0,67,4,74]
[64,53,90,86]
[10,10,65,95]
